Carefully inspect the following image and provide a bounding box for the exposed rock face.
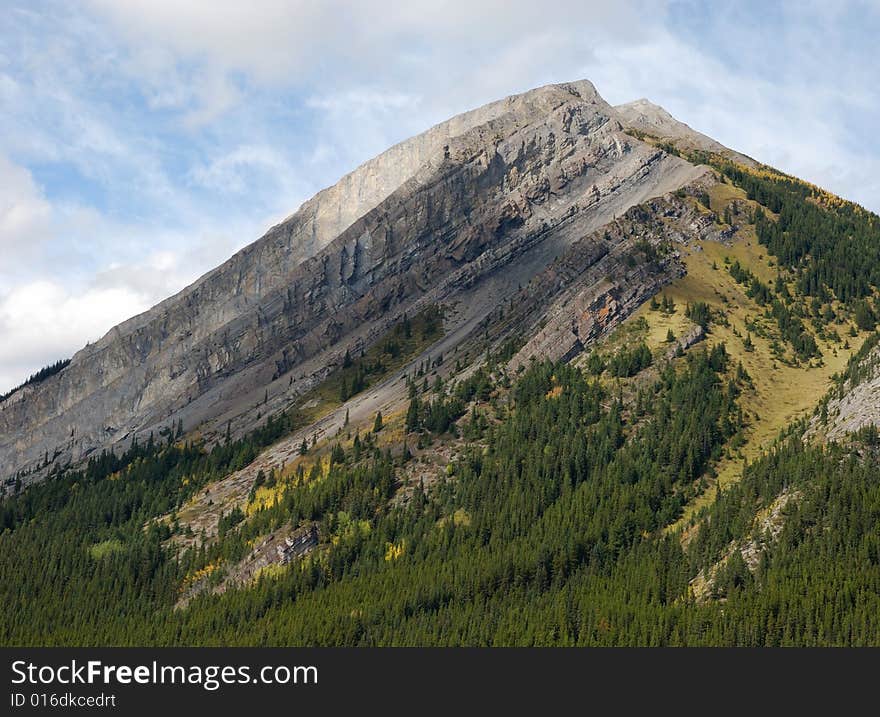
[615,98,757,167]
[507,215,678,371]
[509,189,722,370]
[810,339,880,440]
[665,324,706,361]
[175,524,319,608]
[1,80,713,484]
[689,489,800,603]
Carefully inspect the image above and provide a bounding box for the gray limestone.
[1,80,720,484]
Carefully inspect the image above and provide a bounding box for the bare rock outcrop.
[509,190,720,370]
[615,98,757,167]
[809,338,880,441]
[665,324,705,361]
[1,80,712,484]
[175,524,319,608]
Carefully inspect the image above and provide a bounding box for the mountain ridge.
[614,97,757,167]
[1,79,710,484]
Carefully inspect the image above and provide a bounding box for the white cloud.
[84,0,660,126]
[0,155,53,253]
[189,144,302,196]
[120,45,242,127]
[305,89,419,114]
[0,280,146,392]
[85,0,653,85]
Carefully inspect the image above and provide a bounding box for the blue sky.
[0,0,878,392]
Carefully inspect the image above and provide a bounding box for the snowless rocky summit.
[2,79,729,484]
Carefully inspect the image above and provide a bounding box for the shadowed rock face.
[1,80,709,484]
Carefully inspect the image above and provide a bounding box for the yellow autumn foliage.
[181,561,221,589]
[384,540,405,561]
[545,384,563,400]
[254,563,288,581]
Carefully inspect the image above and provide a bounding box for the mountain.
[1,80,705,485]
[4,79,880,646]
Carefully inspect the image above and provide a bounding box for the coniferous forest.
[2,340,880,646]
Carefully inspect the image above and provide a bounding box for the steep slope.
[1,80,705,483]
[615,98,757,167]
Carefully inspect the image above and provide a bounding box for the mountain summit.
[1,80,710,483]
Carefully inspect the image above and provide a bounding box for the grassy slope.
[625,181,868,530]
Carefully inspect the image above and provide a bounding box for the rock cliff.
[1,80,716,483]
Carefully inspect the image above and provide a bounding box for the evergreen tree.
[406,396,421,432]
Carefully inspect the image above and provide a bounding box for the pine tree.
[406,396,421,432]
[854,300,876,331]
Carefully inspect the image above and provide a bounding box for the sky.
[0,0,878,393]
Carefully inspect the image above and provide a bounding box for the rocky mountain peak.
[1,79,711,485]
[614,97,756,166]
